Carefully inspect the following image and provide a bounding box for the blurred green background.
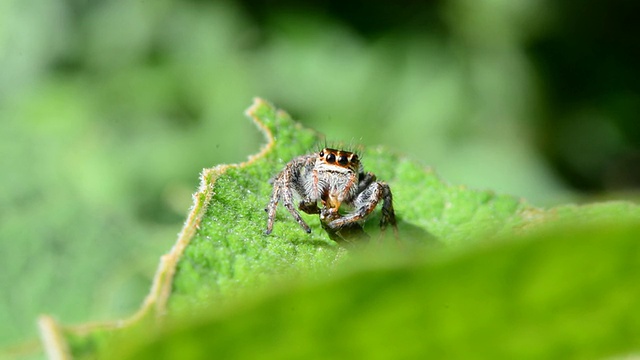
[1,0,638,349]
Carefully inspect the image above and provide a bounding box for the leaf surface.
[118,221,640,360]
[36,98,640,359]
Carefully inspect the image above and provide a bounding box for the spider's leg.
[357,172,376,193]
[321,216,370,244]
[266,175,312,234]
[282,186,312,233]
[265,177,282,235]
[266,155,318,235]
[299,200,320,214]
[325,181,398,237]
[378,182,398,237]
[282,162,314,233]
[324,182,382,229]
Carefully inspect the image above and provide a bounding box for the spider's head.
[317,148,360,173]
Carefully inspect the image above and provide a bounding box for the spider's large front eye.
[326,153,336,163]
[338,155,348,166]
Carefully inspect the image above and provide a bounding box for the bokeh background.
[1,0,638,349]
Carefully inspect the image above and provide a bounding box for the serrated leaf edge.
[36,97,278,359]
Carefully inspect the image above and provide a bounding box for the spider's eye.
[326,153,336,163]
[338,155,349,166]
[350,154,358,162]
[319,151,324,158]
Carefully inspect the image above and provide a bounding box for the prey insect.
[265,147,397,241]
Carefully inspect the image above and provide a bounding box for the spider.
[265,147,397,241]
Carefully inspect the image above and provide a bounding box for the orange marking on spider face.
[318,148,360,172]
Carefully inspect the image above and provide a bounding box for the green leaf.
[115,221,640,359]
[167,98,538,313]
[36,98,640,359]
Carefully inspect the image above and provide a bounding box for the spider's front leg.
[323,181,397,235]
[320,207,369,243]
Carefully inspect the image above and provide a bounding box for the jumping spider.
[265,147,397,241]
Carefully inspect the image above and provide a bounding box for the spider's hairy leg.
[320,207,370,244]
[265,180,281,235]
[296,154,323,215]
[265,174,312,234]
[324,181,398,236]
[357,172,377,193]
[378,182,398,236]
[281,182,312,233]
[299,200,320,214]
[265,154,317,235]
